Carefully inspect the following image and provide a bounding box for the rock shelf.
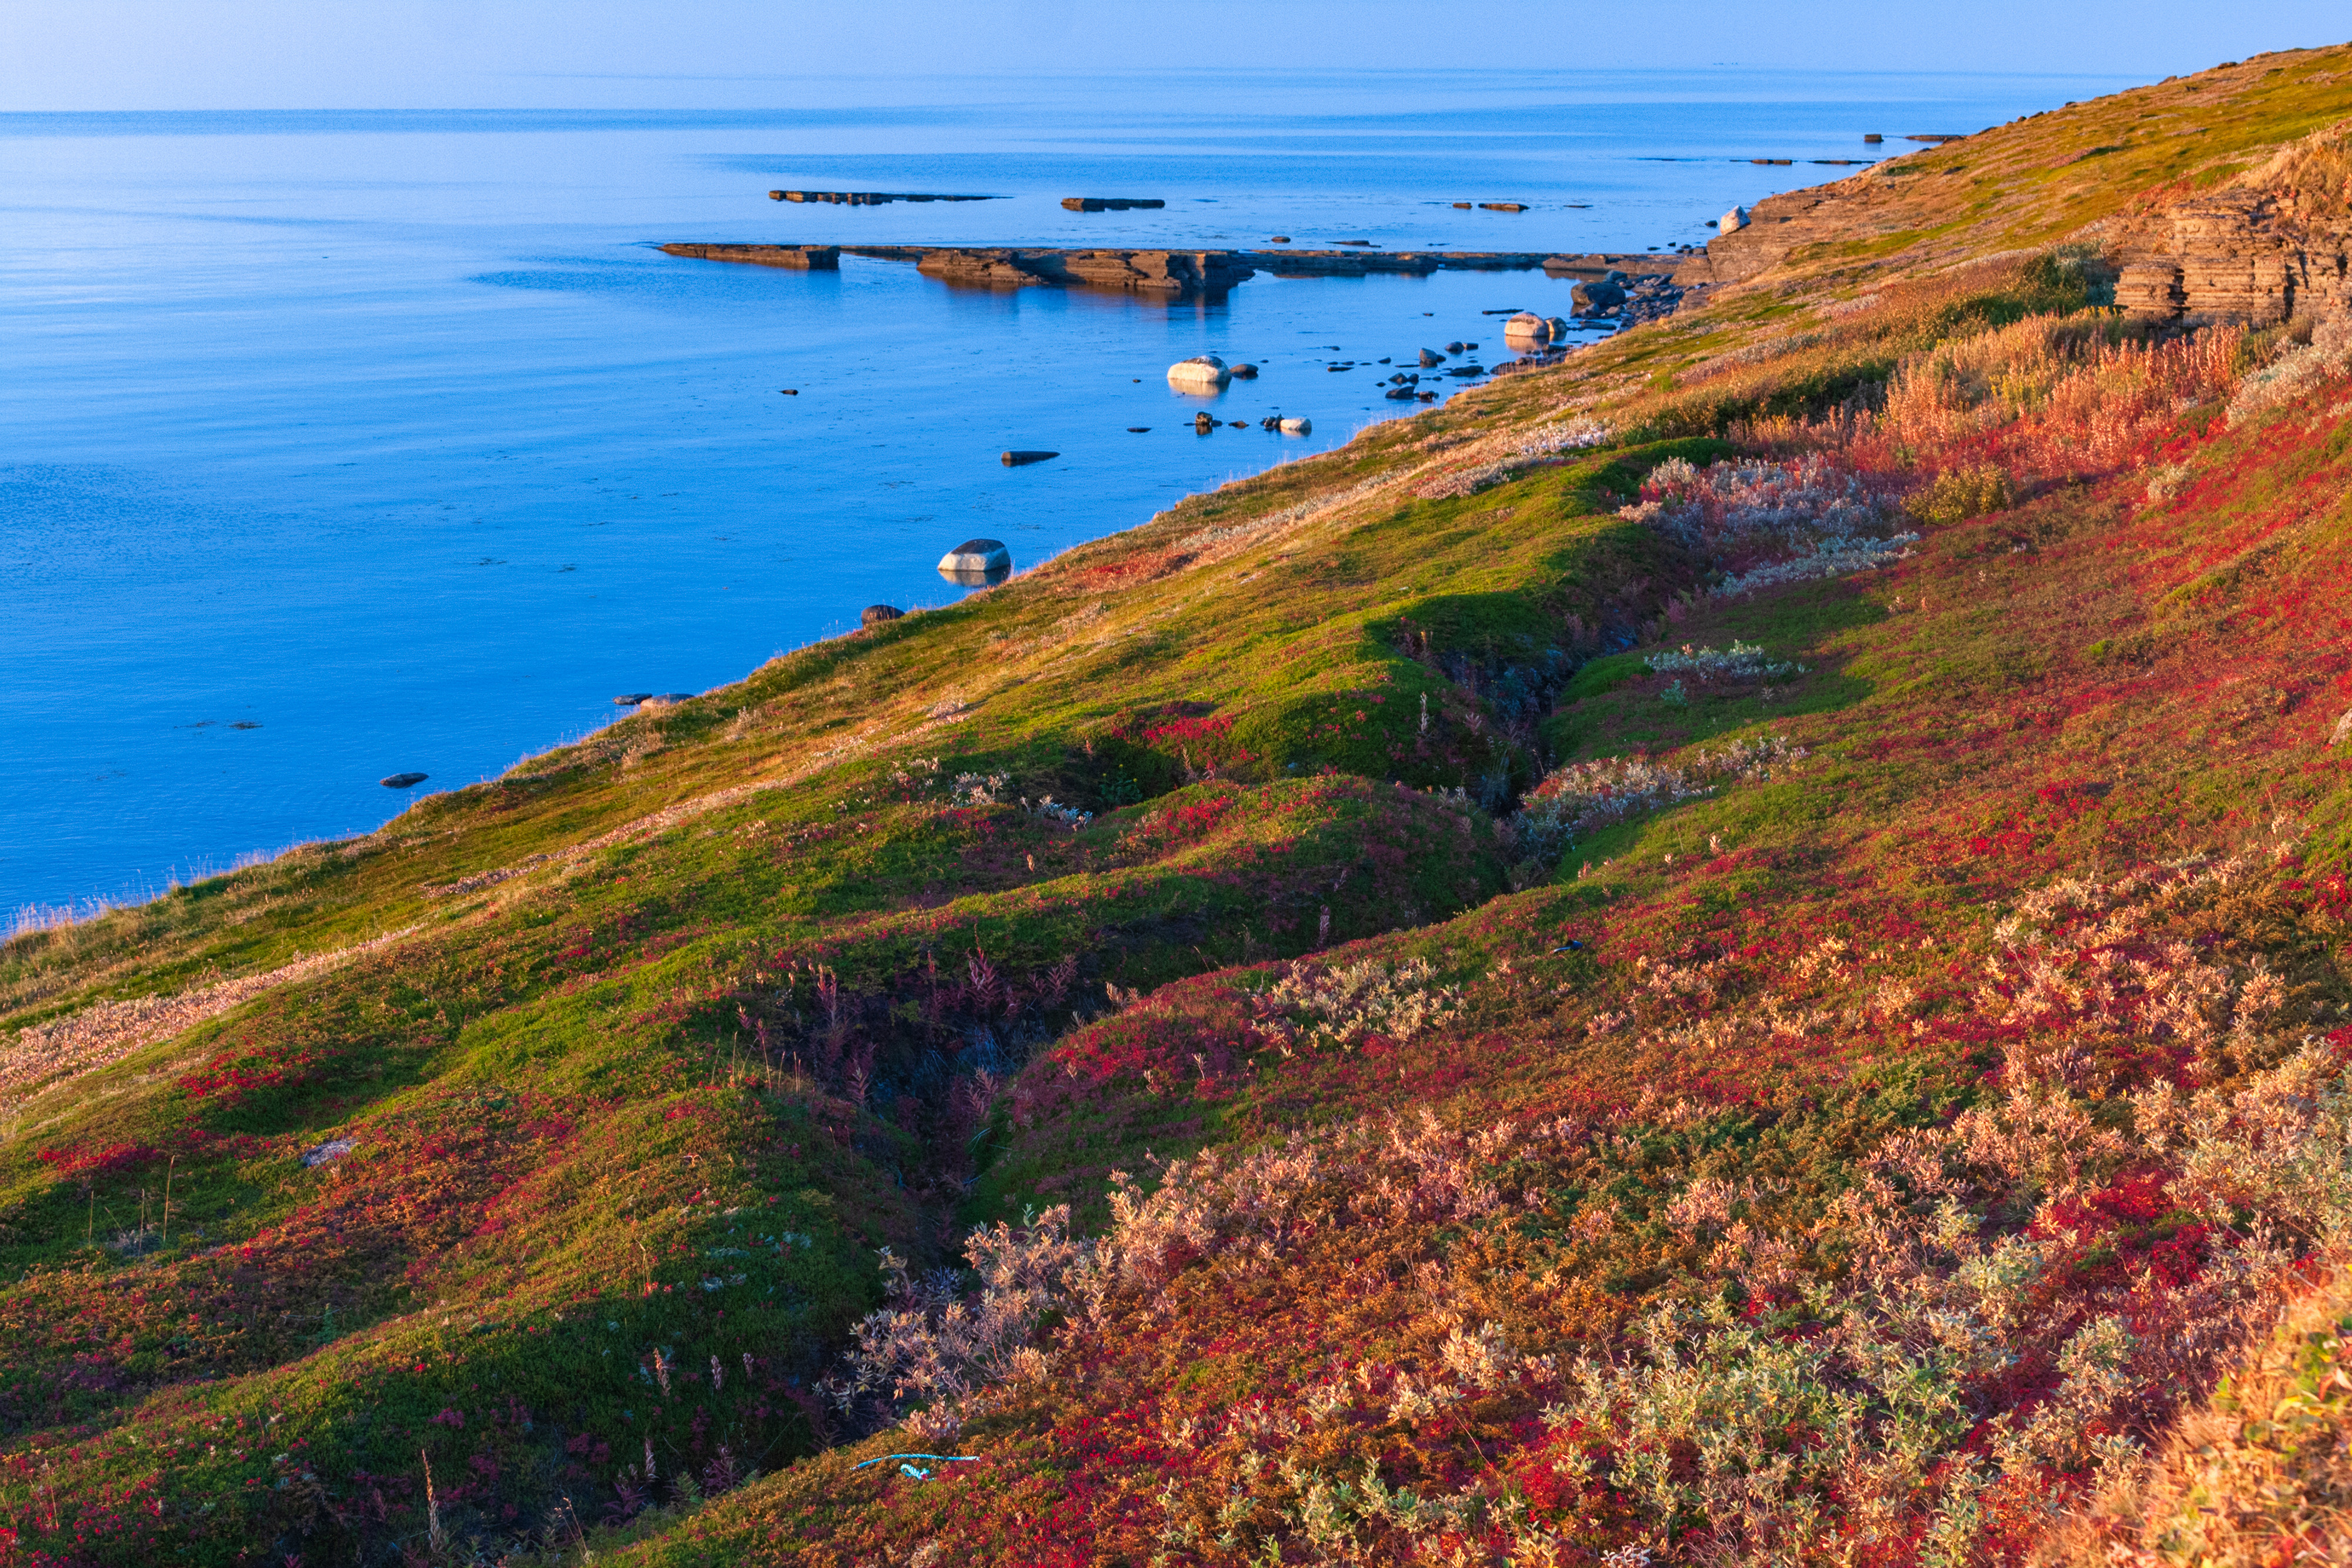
[661,243,1679,295]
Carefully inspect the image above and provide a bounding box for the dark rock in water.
[1268,236,1291,243]
[1479,202,1526,212]
[1001,450,1060,466]
[1229,363,1259,379]
[613,693,653,705]
[380,772,428,788]
[770,190,991,205]
[1451,202,1472,209]
[1062,196,1166,211]
[938,539,1011,574]
[861,604,904,628]
[1444,341,1464,354]
[1417,391,1438,402]
[1572,278,1626,313]
[1385,387,1418,400]
[1863,133,1884,143]
[1418,348,1445,366]
[1446,365,1486,377]
[779,388,799,395]
[1465,341,1479,350]
[1127,426,1151,433]
[1194,412,1217,432]
[1229,420,1249,428]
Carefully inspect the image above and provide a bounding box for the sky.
[2,0,2347,109]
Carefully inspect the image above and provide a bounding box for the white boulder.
[1167,354,1231,389]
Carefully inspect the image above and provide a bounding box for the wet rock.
[1167,354,1232,389]
[1572,278,1626,313]
[380,772,428,788]
[1229,420,1249,428]
[861,604,904,628]
[1230,363,1259,379]
[1418,348,1445,366]
[937,539,1011,573]
[1001,450,1060,466]
[1444,340,1464,353]
[1127,426,1151,432]
[1194,412,1217,432]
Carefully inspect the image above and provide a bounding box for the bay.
[0,68,2128,915]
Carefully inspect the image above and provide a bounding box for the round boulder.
[937,538,1012,574]
[1278,416,1312,434]
[861,604,904,628]
[1503,311,1552,342]
[1167,355,1231,389]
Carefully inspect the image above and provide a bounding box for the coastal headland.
[658,240,1680,294]
[10,44,2352,1568]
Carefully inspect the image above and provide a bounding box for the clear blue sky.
[2,0,2345,109]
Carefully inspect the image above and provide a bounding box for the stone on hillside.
[1721,205,1750,233]
[861,604,904,627]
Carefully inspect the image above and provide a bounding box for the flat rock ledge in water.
[663,244,1679,297]
[380,772,428,789]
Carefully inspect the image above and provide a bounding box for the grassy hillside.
[5,44,2351,1568]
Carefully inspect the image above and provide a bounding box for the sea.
[0,69,2133,919]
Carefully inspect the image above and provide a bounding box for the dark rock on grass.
[861,604,904,628]
[380,772,428,788]
[1001,450,1060,466]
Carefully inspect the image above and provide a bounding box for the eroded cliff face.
[2113,128,2352,325]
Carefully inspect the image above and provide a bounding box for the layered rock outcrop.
[2113,140,2352,326]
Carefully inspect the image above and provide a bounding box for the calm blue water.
[0,70,2130,916]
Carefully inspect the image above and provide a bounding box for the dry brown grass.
[2044,1253,2352,1565]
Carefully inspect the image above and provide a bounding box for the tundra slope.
[4,44,2352,1568]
